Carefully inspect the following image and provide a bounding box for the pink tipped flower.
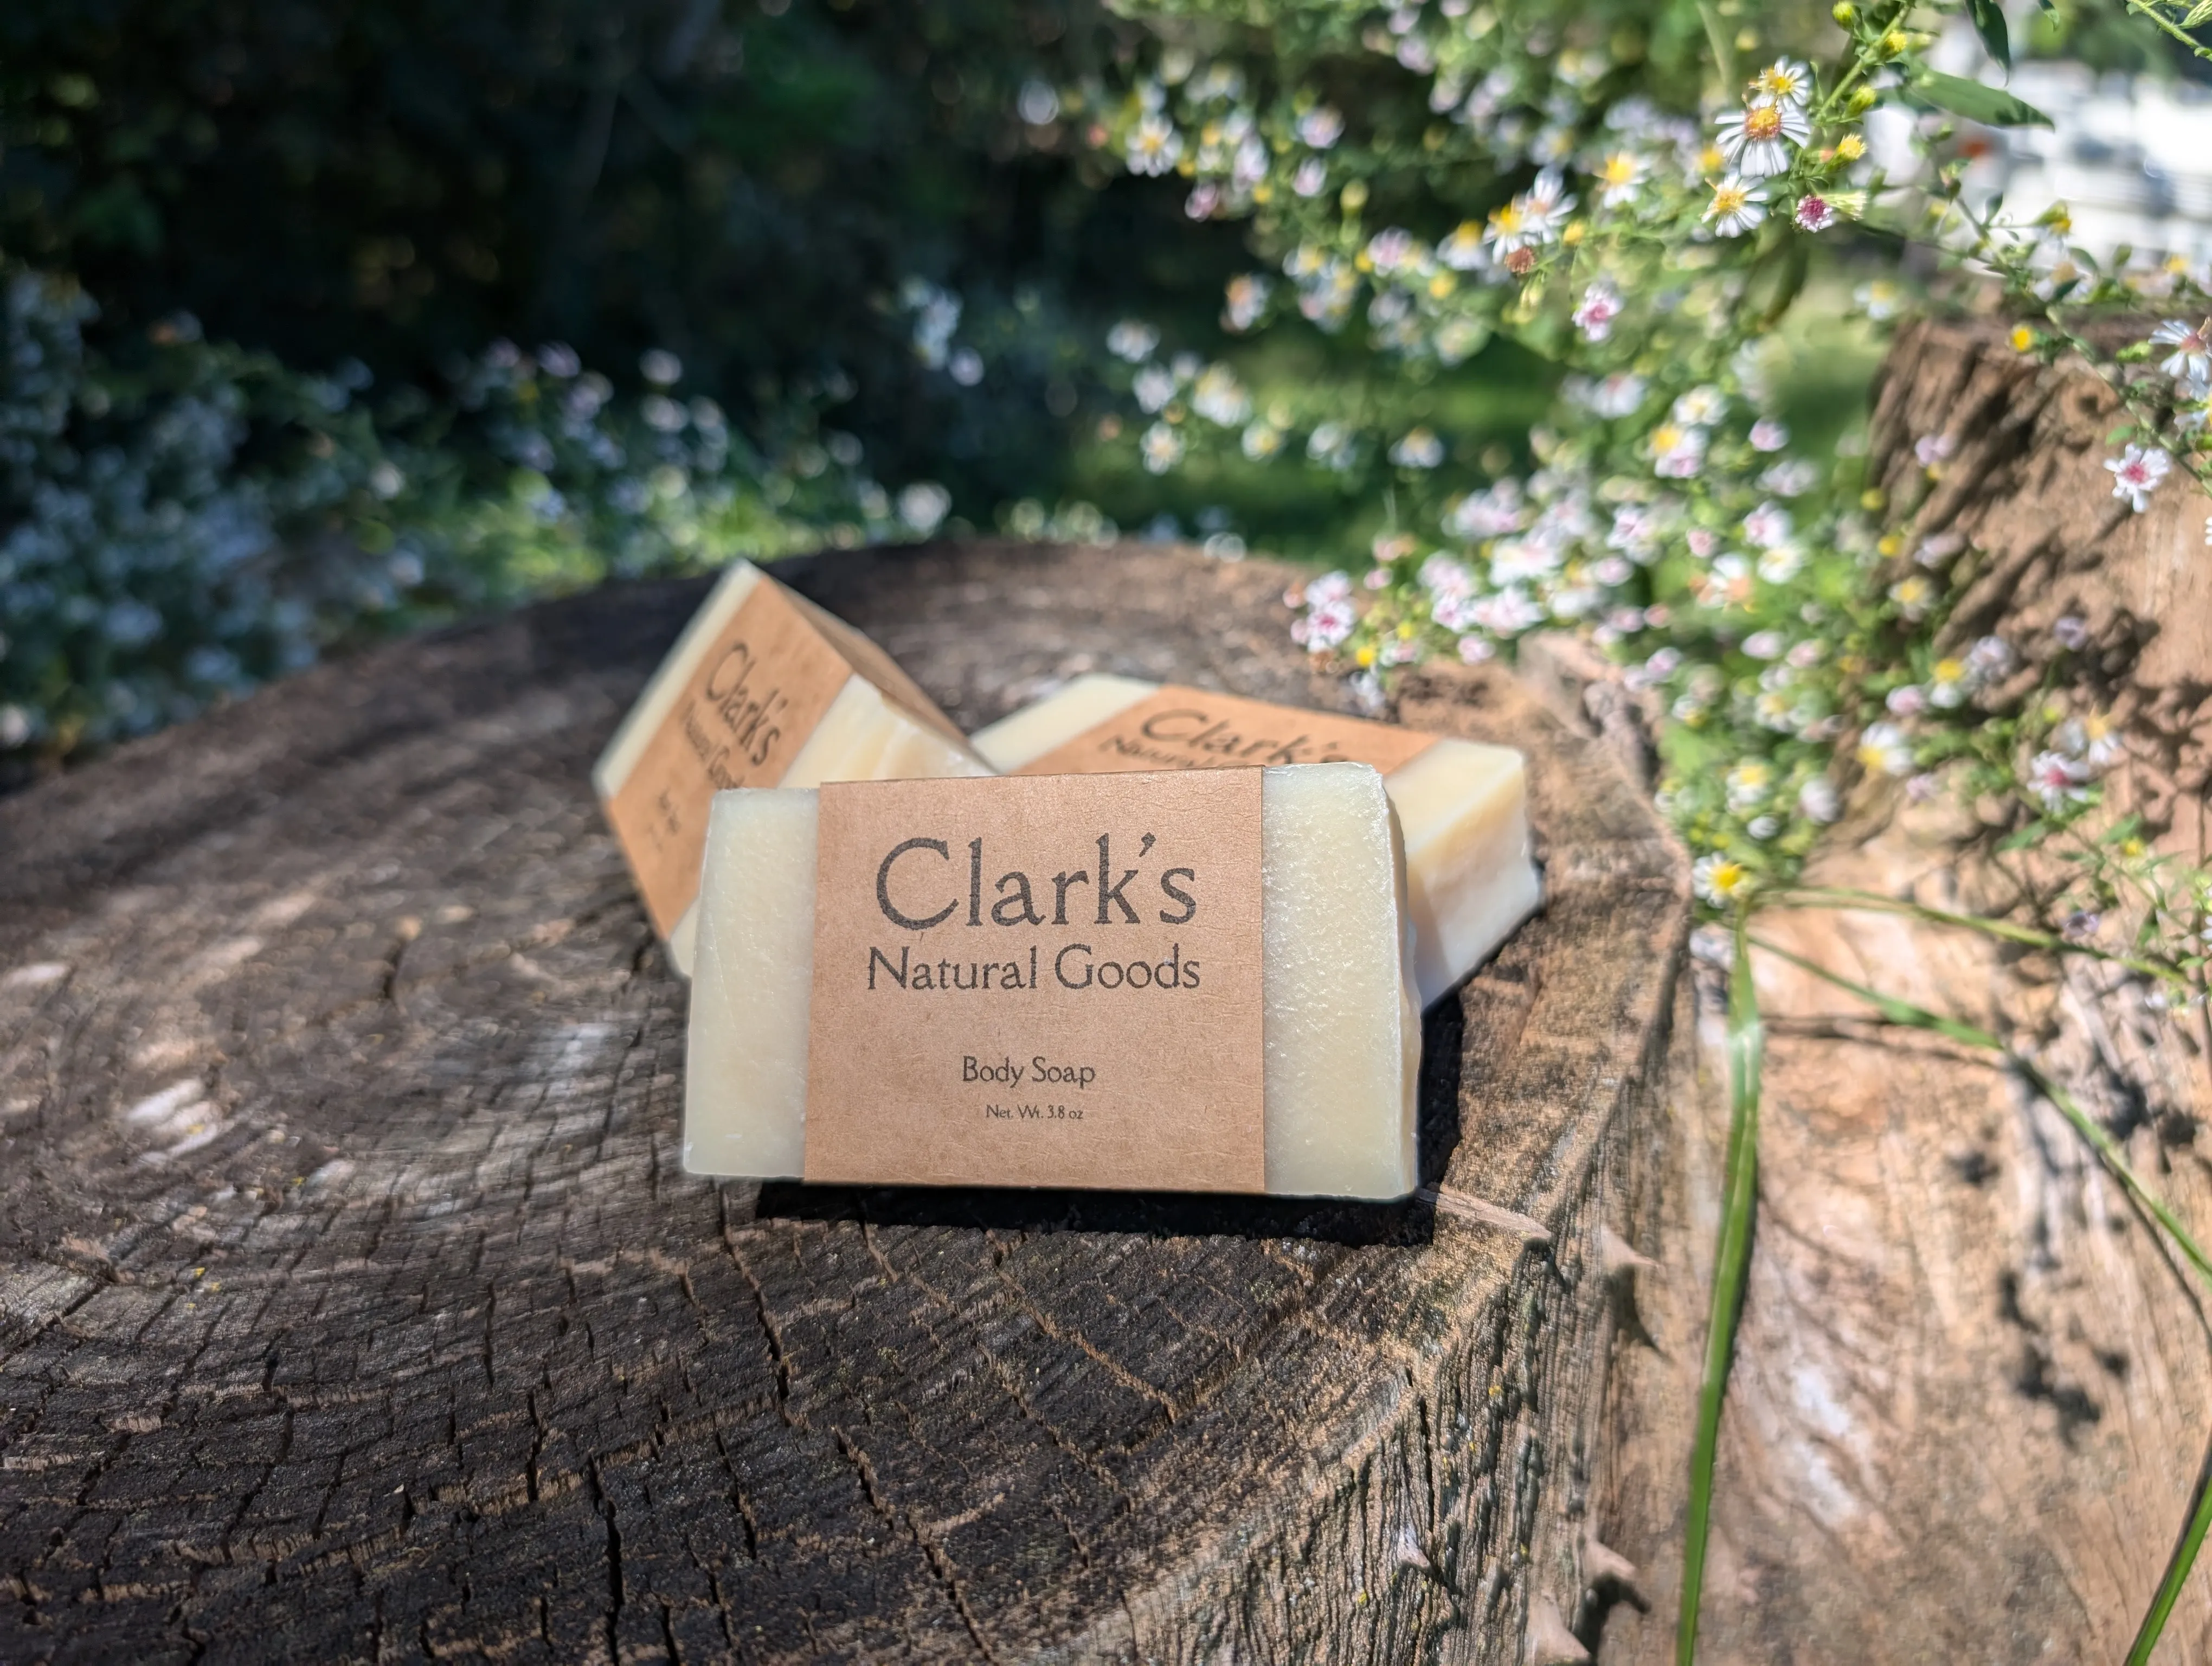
[2151,318,2212,386]
[1573,281,1624,342]
[1793,194,1837,233]
[2105,443,2172,512]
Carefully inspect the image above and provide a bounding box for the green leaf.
[1676,913,1762,1666]
[1969,0,2013,67]
[1908,69,2053,127]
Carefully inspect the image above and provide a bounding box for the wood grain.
[0,540,1685,1663]
[1590,319,2212,1665]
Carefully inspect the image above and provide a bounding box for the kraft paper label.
[803,772,1266,1192]
[1015,684,1439,779]
[605,580,853,936]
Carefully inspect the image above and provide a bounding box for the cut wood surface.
[1589,317,2212,1664]
[0,540,1686,1664]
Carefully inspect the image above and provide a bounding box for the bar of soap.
[593,559,989,975]
[970,674,1540,1006]
[685,763,1421,1199]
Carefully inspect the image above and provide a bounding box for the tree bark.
[0,540,1685,1664]
[1589,317,2212,1664]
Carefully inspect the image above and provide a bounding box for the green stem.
[1747,935,2212,1290]
[1773,886,2188,988]
[1742,934,2212,1663]
[1676,911,1763,1666]
[2132,1461,2212,1666]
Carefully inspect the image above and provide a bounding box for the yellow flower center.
[1744,104,1783,140]
[1933,658,1964,682]
[1602,153,1638,184]
[1836,134,1866,159]
[1712,184,1748,215]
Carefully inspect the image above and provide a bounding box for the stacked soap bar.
[685,764,1421,1199]
[593,559,989,975]
[969,674,1540,1007]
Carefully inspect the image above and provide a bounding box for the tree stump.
[1588,318,2212,1664]
[0,540,1685,1664]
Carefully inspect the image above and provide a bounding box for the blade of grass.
[1677,912,1762,1666]
[1772,886,2185,988]
[1745,933,2212,1664]
[1748,935,2212,1289]
[2132,1465,2212,1666]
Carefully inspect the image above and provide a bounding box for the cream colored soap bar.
[593,559,989,975]
[685,764,1421,1198]
[970,674,1540,1007]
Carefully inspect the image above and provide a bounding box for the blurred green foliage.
[0,0,1255,505]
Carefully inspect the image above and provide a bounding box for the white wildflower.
[1297,106,1345,149]
[1714,99,1808,178]
[2026,749,2093,811]
[1855,721,1914,777]
[1128,114,1183,176]
[1692,852,1755,907]
[1750,57,1814,110]
[1140,422,1185,473]
[1573,281,1624,342]
[1703,175,1768,238]
[2105,444,2171,512]
[2151,318,2212,385]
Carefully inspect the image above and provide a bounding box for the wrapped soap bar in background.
[593,559,989,975]
[969,674,1539,1007]
[685,764,1421,1199]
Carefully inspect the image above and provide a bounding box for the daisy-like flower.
[1127,113,1183,177]
[2151,319,2212,385]
[1297,106,1345,149]
[2055,709,2122,769]
[1133,364,1177,413]
[1594,150,1648,207]
[1293,158,1328,197]
[1572,281,1624,341]
[1757,544,1804,584]
[1223,275,1270,332]
[1749,419,1789,452]
[1704,175,1768,238]
[1795,195,1837,232]
[1191,365,1252,427]
[1485,168,1577,255]
[1741,501,1792,549]
[1692,851,1755,907]
[1725,760,1773,810]
[1798,775,1842,824]
[1673,385,1727,426]
[1390,427,1445,468]
[1241,421,1284,460]
[1751,57,1814,110]
[1140,421,1185,473]
[1438,221,1487,271]
[1649,421,1707,478]
[2105,444,2172,512]
[1888,574,1934,620]
[1927,657,1972,709]
[1715,99,1808,178]
[1855,721,1914,777]
[2025,749,2092,812]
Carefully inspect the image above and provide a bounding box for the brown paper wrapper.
[803,772,1266,1192]
[1015,684,1437,778]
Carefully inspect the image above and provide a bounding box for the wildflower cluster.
[1082,0,2212,930]
[0,271,953,779]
